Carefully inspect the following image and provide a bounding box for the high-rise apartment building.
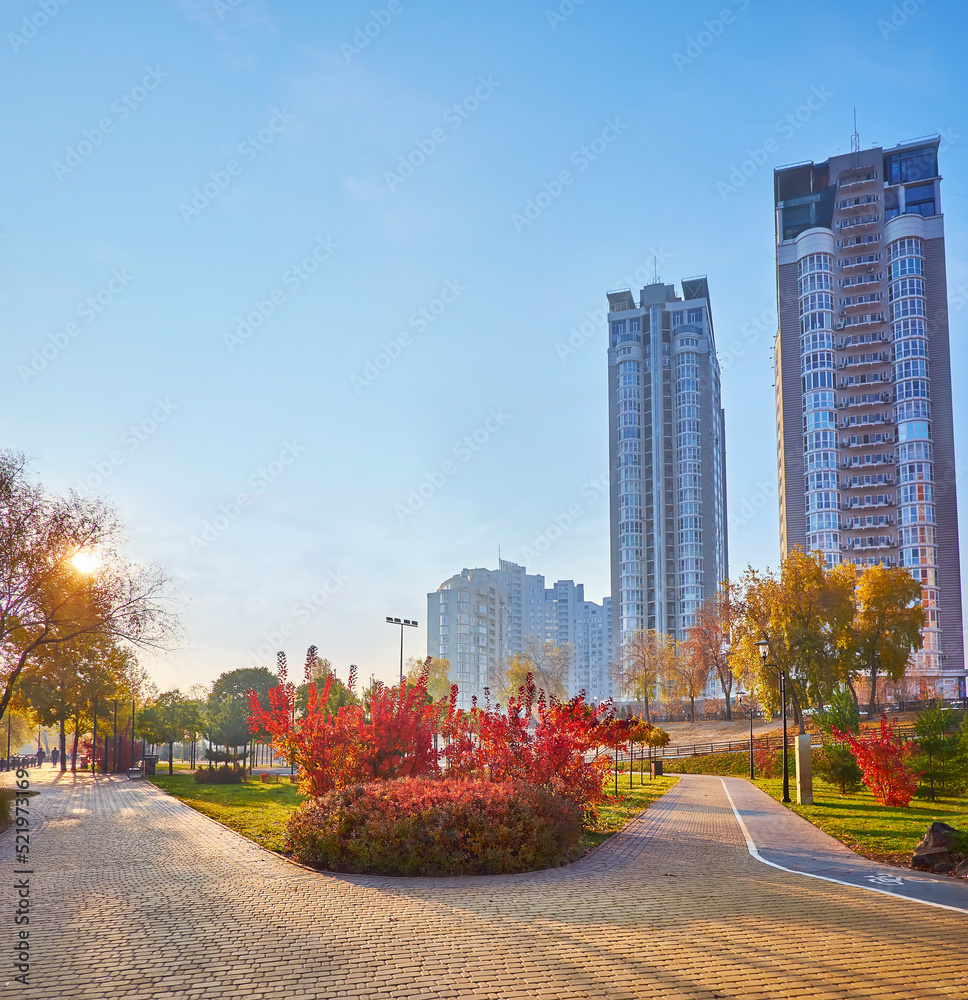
[427,560,612,709]
[606,278,728,662]
[773,136,965,696]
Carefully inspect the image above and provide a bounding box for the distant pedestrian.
[36,747,46,767]
[51,748,59,767]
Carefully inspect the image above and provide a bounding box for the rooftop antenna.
[850,108,860,162]
[651,254,660,285]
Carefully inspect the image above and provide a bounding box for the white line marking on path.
[719,778,968,916]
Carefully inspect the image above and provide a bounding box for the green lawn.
[149,773,304,852]
[149,769,679,858]
[754,777,968,867]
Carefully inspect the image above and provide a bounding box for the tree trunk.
[791,690,806,736]
[59,714,67,772]
[867,656,879,720]
[168,742,174,775]
[689,696,695,723]
[643,693,651,724]
[71,712,80,771]
[845,677,859,706]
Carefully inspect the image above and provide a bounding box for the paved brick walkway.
[2,769,966,999]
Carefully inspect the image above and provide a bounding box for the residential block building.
[606,278,728,665]
[427,560,612,709]
[773,135,965,695]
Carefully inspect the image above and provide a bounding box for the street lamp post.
[736,686,755,780]
[758,640,790,803]
[385,617,418,687]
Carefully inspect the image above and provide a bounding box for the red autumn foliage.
[286,777,583,875]
[247,647,624,815]
[247,647,439,797]
[832,714,921,807]
[438,676,623,815]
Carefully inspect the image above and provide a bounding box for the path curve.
[1,769,966,1000]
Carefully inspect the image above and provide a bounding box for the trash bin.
[650,760,663,777]
[143,755,160,776]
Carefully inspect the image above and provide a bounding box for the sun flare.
[71,550,101,574]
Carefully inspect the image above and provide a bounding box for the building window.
[885,146,938,185]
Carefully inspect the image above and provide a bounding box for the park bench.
[127,760,144,780]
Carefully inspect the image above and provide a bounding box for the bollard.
[795,734,813,805]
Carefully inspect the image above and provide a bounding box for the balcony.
[837,312,887,330]
[838,214,880,231]
[839,354,889,369]
[839,171,878,189]
[837,195,880,212]
[842,535,896,551]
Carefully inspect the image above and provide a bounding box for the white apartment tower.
[606,278,728,659]
[773,136,965,695]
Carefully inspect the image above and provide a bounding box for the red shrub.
[286,777,583,875]
[248,648,440,797]
[439,678,620,816]
[250,650,620,817]
[833,715,921,807]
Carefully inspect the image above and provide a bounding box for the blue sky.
[4,0,967,691]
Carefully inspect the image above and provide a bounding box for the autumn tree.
[501,637,572,703]
[686,584,737,718]
[207,666,277,769]
[731,549,856,730]
[16,634,136,771]
[0,451,176,719]
[619,630,674,723]
[405,656,452,702]
[296,656,359,714]
[138,690,201,775]
[850,564,924,718]
[667,638,711,723]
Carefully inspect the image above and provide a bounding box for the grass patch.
[662,751,753,778]
[752,776,968,867]
[149,772,304,852]
[582,774,680,850]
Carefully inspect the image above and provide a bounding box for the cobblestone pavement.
[1,769,966,1000]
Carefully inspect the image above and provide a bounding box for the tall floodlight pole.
[385,617,418,687]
